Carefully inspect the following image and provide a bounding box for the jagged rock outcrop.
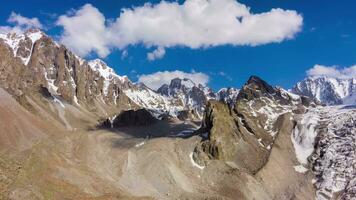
[0,29,134,122]
[193,76,309,173]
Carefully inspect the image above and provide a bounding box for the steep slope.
[0,88,54,152]
[192,76,318,199]
[0,29,135,130]
[292,76,356,105]
[193,76,310,171]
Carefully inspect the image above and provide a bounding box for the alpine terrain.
[0,29,355,200]
[292,76,356,105]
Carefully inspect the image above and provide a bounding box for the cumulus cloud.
[307,64,356,79]
[0,12,43,34]
[147,47,166,61]
[56,4,110,57]
[8,12,43,29]
[218,71,233,81]
[138,70,209,90]
[121,49,128,60]
[56,1,303,58]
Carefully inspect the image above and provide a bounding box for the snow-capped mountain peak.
[292,76,356,105]
[0,29,44,65]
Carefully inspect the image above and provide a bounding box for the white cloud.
[0,12,43,34]
[8,12,43,29]
[56,4,110,57]
[121,49,128,60]
[147,47,165,61]
[56,1,303,58]
[218,71,233,81]
[307,64,356,79]
[138,70,209,90]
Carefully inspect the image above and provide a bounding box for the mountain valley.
[0,29,355,200]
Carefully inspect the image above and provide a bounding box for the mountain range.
[292,76,356,105]
[0,29,355,200]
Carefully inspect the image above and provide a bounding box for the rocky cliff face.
[292,76,356,105]
[1,30,132,105]
[193,76,311,173]
[1,29,235,124]
[0,29,135,130]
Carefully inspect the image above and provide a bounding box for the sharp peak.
[25,28,44,34]
[241,75,276,93]
[246,75,266,84]
[89,58,107,65]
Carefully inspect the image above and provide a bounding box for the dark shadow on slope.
[108,120,200,139]
[105,120,201,149]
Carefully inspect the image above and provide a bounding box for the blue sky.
[1,0,356,90]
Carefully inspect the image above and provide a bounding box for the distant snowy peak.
[216,87,240,104]
[157,77,214,112]
[292,76,356,105]
[124,82,184,118]
[158,78,200,96]
[124,77,217,119]
[0,29,44,65]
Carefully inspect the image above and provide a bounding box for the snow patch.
[88,59,127,96]
[0,30,43,65]
[135,141,145,148]
[189,152,205,170]
[53,97,65,108]
[294,165,308,173]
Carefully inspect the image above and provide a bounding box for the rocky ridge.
[0,28,243,130]
[0,29,133,109]
[193,76,311,172]
[124,77,240,120]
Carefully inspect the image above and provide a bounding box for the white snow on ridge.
[25,31,43,65]
[293,76,356,105]
[0,29,43,65]
[124,85,184,117]
[88,59,128,96]
[181,78,196,88]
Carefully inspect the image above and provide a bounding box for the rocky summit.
[0,29,355,200]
